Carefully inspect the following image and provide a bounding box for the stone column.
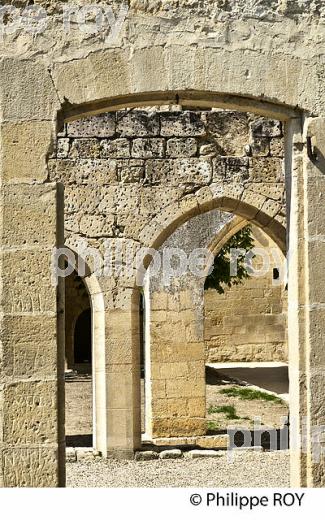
[288,116,325,487]
[286,118,309,486]
[0,182,65,487]
[0,60,64,486]
[147,287,206,438]
[303,117,325,486]
[104,288,141,458]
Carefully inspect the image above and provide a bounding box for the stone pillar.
[0,60,64,487]
[104,288,141,457]
[0,183,65,487]
[303,117,325,486]
[286,118,308,487]
[147,287,206,438]
[288,117,325,487]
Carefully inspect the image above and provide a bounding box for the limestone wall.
[1,0,325,487]
[204,226,287,363]
[49,107,285,439]
[146,210,286,438]
[49,108,285,247]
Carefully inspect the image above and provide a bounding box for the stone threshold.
[66,445,264,462]
[143,434,229,449]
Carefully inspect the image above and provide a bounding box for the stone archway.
[142,202,287,439]
[1,23,324,486]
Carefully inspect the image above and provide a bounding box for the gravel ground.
[66,450,290,488]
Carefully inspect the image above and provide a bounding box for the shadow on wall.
[206,365,289,395]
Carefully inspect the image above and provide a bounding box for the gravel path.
[67,450,289,488]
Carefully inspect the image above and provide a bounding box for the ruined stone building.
[0,0,325,487]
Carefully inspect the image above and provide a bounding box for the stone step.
[66,447,101,462]
[149,434,229,449]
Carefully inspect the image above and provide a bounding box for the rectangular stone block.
[2,184,58,248]
[165,378,206,399]
[1,250,57,314]
[1,315,57,379]
[203,111,249,155]
[65,185,101,214]
[213,156,249,184]
[56,138,70,158]
[145,159,174,184]
[166,138,197,157]
[69,138,101,158]
[174,158,212,185]
[269,138,284,157]
[153,397,188,417]
[251,137,270,156]
[152,418,206,438]
[131,138,165,158]
[1,121,54,183]
[249,157,284,182]
[116,110,160,137]
[1,381,58,445]
[117,159,145,183]
[79,213,115,237]
[67,113,115,137]
[1,448,61,487]
[250,118,282,137]
[160,111,205,137]
[151,342,205,363]
[100,138,130,158]
[48,159,117,185]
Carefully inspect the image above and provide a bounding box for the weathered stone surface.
[135,450,159,461]
[116,111,160,136]
[251,119,282,138]
[250,138,270,157]
[167,138,197,157]
[213,157,249,184]
[56,138,70,158]
[67,114,115,137]
[159,449,183,459]
[1,0,325,490]
[66,448,77,463]
[160,111,205,137]
[174,158,212,185]
[203,111,249,155]
[2,381,57,445]
[250,157,284,183]
[132,138,165,158]
[186,450,222,458]
[1,448,60,487]
[48,159,117,185]
[196,435,229,449]
[100,138,130,158]
[69,138,101,158]
[2,184,58,247]
[145,159,174,184]
[1,316,57,379]
[270,138,284,157]
[118,159,145,183]
[79,214,115,237]
[0,58,60,121]
[1,121,54,182]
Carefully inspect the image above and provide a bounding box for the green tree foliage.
[205,226,255,294]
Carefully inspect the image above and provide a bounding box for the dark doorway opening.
[74,309,92,364]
